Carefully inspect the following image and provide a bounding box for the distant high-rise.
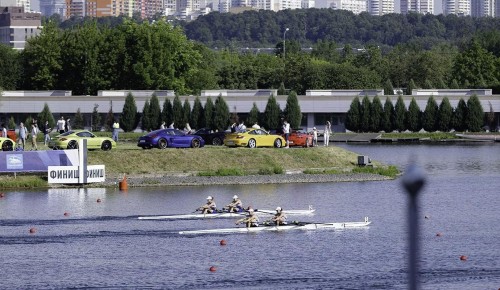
[443,0,471,15]
[331,0,368,14]
[471,0,494,16]
[368,0,394,15]
[401,0,433,14]
[39,0,66,16]
[0,6,41,49]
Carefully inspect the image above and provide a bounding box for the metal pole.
[283,27,289,64]
[402,164,425,290]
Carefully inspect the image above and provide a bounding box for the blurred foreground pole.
[402,164,426,290]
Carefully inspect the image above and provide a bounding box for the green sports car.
[48,130,116,151]
[0,137,16,151]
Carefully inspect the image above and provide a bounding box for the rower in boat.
[225,195,243,212]
[235,209,259,227]
[271,207,287,225]
[198,196,217,214]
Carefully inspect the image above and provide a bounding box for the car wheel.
[212,137,222,146]
[248,139,256,148]
[274,139,283,148]
[158,138,168,149]
[67,140,78,149]
[101,140,112,151]
[2,140,13,151]
[191,138,201,148]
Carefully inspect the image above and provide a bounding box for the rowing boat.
[178,217,371,234]
[137,206,315,220]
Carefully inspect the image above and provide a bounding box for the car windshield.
[59,131,74,136]
[77,131,95,138]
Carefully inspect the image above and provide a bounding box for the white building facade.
[443,0,471,15]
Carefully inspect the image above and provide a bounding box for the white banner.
[48,165,106,184]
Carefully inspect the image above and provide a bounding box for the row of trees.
[119,92,302,132]
[345,95,488,133]
[2,18,500,96]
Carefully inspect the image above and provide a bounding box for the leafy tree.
[394,95,407,132]
[382,97,394,133]
[0,44,21,90]
[182,98,192,129]
[149,94,162,130]
[74,108,85,129]
[38,103,56,130]
[360,96,371,132]
[438,97,453,132]
[162,98,173,128]
[466,95,484,132]
[422,96,438,132]
[247,102,260,127]
[172,95,183,129]
[105,107,114,132]
[204,97,214,130]
[406,98,421,132]
[120,92,139,132]
[141,100,151,131]
[453,98,467,131]
[8,116,16,130]
[452,39,499,88]
[370,96,383,132]
[407,79,416,95]
[384,80,394,95]
[190,96,204,129]
[25,116,33,129]
[284,91,302,129]
[213,95,230,132]
[345,96,361,132]
[91,104,101,132]
[263,94,281,131]
[423,79,434,89]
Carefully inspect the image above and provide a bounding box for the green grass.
[0,175,48,189]
[381,132,458,140]
[352,165,400,178]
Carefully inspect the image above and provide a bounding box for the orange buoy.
[64,212,69,216]
[29,227,36,234]
[0,192,4,198]
[119,175,128,191]
[96,198,102,203]
[436,232,442,237]
[460,255,468,261]
[209,266,216,272]
[220,239,227,246]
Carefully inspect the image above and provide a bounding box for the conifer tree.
[247,102,261,128]
[277,82,286,95]
[422,96,438,132]
[162,98,173,128]
[182,98,191,129]
[360,96,371,132]
[394,95,407,132]
[407,79,416,95]
[141,100,150,131]
[149,94,162,130]
[264,94,281,131]
[284,91,302,129]
[214,95,230,132]
[191,96,204,129]
[91,104,101,132]
[466,95,484,132]
[121,92,139,132]
[384,79,394,95]
[370,95,383,132]
[172,95,183,129]
[38,103,56,129]
[406,98,421,132]
[105,107,114,131]
[437,78,447,89]
[450,79,460,89]
[74,108,85,129]
[8,116,16,130]
[382,97,394,133]
[204,97,214,130]
[345,96,361,132]
[438,97,453,132]
[423,79,434,89]
[453,98,467,131]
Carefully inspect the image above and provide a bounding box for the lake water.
[1,143,499,289]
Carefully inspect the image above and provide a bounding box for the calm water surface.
[0,143,499,289]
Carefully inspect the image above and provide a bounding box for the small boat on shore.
[138,206,315,220]
[178,217,371,235]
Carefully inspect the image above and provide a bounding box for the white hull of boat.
[179,217,371,235]
[138,206,315,220]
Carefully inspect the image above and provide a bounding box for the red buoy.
[64,212,69,216]
[0,192,4,198]
[436,232,442,237]
[460,255,468,261]
[29,227,36,234]
[209,266,216,272]
[220,239,227,246]
[97,198,102,203]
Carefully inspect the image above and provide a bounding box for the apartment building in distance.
[0,6,41,49]
[443,0,471,15]
[401,0,434,14]
[368,0,394,15]
[471,0,494,17]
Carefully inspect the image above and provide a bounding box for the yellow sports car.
[224,128,286,148]
[48,130,116,151]
[0,137,16,151]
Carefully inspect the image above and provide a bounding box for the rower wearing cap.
[226,195,243,212]
[198,196,217,214]
[272,207,287,225]
[235,208,259,227]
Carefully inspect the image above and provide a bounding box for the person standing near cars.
[57,117,66,134]
[41,121,51,146]
[30,123,38,150]
[18,122,27,149]
[324,121,332,146]
[1,123,7,138]
[312,127,318,147]
[112,120,120,142]
[283,120,290,148]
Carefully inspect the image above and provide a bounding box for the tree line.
[345,94,489,133]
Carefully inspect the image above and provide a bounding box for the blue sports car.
[137,129,205,149]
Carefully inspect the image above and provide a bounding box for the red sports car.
[285,129,313,147]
